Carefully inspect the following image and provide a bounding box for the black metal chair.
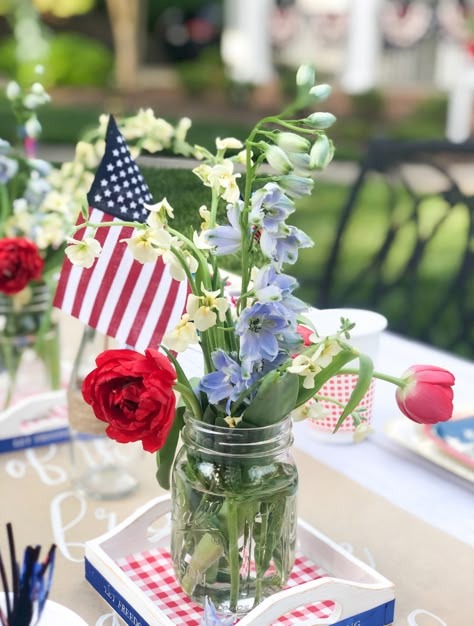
[304,138,474,359]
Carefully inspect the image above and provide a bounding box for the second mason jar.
[171,415,298,617]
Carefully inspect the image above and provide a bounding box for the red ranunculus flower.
[0,237,44,295]
[82,348,177,453]
[396,364,455,425]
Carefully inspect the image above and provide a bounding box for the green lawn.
[141,166,472,359]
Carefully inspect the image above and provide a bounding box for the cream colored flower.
[199,205,211,230]
[75,140,101,169]
[288,340,342,389]
[35,214,68,249]
[163,314,199,352]
[208,160,241,204]
[353,422,374,443]
[65,237,102,268]
[291,400,329,422]
[193,163,212,185]
[234,148,252,165]
[145,198,174,228]
[216,137,243,151]
[121,227,172,264]
[186,289,229,332]
[163,248,198,282]
[39,190,70,215]
[193,230,213,250]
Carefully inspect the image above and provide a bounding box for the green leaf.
[333,353,374,433]
[243,371,299,426]
[156,406,185,490]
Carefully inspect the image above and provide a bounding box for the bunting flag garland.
[53,116,189,352]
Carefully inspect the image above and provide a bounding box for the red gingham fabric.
[309,375,375,434]
[117,548,335,625]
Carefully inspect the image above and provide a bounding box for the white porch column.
[446,61,474,143]
[340,0,383,93]
[221,0,275,85]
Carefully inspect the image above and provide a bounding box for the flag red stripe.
[124,259,166,347]
[148,278,181,348]
[87,225,133,329]
[52,211,89,309]
[105,260,145,340]
[70,214,115,319]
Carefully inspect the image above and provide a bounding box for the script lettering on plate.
[50,491,88,562]
[50,493,118,562]
[96,612,122,626]
[407,609,447,625]
[339,542,376,570]
[4,445,67,485]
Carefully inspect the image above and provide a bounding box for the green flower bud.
[276,132,310,153]
[309,84,332,101]
[265,144,293,174]
[6,81,21,100]
[296,64,315,88]
[309,135,335,170]
[304,112,337,130]
[25,116,42,139]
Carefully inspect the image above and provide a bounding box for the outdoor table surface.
[0,314,473,626]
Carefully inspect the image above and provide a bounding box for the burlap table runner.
[0,444,471,625]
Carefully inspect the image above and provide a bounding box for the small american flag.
[53,115,188,351]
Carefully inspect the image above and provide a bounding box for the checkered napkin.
[117,548,335,625]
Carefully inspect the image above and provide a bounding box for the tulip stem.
[339,368,406,388]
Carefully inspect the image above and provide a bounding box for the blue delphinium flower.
[278,173,314,198]
[199,350,252,404]
[253,265,307,315]
[0,154,18,183]
[236,301,290,365]
[204,202,247,255]
[260,224,313,269]
[199,597,234,626]
[249,182,294,233]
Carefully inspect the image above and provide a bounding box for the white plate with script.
[0,593,87,626]
[385,417,474,484]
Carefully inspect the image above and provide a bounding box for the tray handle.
[237,578,393,626]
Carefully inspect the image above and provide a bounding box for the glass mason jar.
[171,415,298,617]
[0,282,61,410]
[67,326,143,500]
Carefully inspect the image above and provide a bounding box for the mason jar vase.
[171,415,298,617]
[0,282,61,410]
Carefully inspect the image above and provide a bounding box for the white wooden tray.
[0,390,69,453]
[84,495,395,625]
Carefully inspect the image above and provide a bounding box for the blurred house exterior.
[222,0,474,140]
[0,0,472,138]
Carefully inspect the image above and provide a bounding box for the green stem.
[169,245,197,292]
[174,383,202,419]
[0,185,10,238]
[254,502,268,606]
[209,187,219,229]
[227,498,240,612]
[71,219,143,233]
[168,226,212,290]
[339,368,405,388]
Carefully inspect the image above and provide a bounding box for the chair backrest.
[308,138,474,359]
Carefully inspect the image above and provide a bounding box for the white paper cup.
[303,308,388,444]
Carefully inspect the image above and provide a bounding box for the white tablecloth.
[293,332,474,546]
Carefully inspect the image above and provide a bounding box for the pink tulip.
[396,365,455,424]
